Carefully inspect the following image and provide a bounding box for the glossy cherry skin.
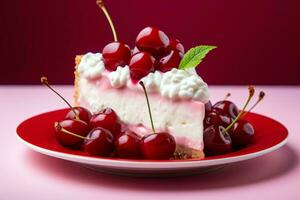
[141,132,176,160]
[89,108,121,137]
[156,50,183,72]
[205,101,213,113]
[102,42,131,71]
[129,51,155,80]
[203,125,232,156]
[204,111,232,129]
[230,120,255,149]
[65,107,92,124]
[135,27,170,58]
[115,131,141,158]
[84,127,114,157]
[167,39,184,54]
[213,100,239,119]
[54,119,90,148]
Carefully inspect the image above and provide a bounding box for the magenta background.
[1,0,299,85]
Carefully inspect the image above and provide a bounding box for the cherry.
[129,52,155,80]
[65,106,92,124]
[84,127,114,157]
[167,39,184,54]
[213,100,239,119]
[135,27,170,58]
[156,50,183,72]
[89,107,121,137]
[230,120,255,149]
[203,125,232,156]
[205,101,213,114]
[204,111,232,129]
[115,131,141,158]
[54,119,90,148]
[141,132,176,159]
[102,42,131,71]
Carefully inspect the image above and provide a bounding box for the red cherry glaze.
[135,27,170,58]
[230,120,255,149]
[65,107,92,124]
[54,119,90,148]
[129,51,155,80]
[167,39,184,54]
[203,125,232,156]
[141,132,176,160]
[102,42,131,71]
[115,131,141,158]
[89,107,121,137]
[156,50,183,72]
[84,127,114,156]
[204,111,232,129]
[213,100,239,119]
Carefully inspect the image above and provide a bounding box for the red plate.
[16,108,288,176]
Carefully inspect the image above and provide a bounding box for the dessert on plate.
[41,0,265,160]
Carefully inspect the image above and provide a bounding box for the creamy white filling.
[78,52,210,103]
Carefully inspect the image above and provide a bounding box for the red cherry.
[213,100,239,119]
[115,131,141,158]
[204,111,232,129]
[205,101,213,113]
[156,50,183,72]
[203,125,232,156]
[135,27,170,58]
[167,39,184,54]
[54,119,90,148]
[129,52,155,80]
[141,132,176,160]
[65,107,92,124]
[89,107,121,137]
[230,120,255,149]
[84,127,114,156]
[102,42,131,71]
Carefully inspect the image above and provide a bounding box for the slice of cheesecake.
[74,52,210,159]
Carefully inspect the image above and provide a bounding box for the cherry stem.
[40,77,80,121]
[54,122,87,140]
[224,93,231,100]
[241,91,265,118]
[96,0,118,42]
[224,85,255,132]
[139,81,156,133]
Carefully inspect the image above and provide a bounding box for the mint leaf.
[179,45,217,70]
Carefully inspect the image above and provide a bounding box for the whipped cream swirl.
[78,53,105,79]
[108,66,130,88]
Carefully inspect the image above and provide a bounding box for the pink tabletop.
[1,86,299,200]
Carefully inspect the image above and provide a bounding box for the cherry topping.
[204,111,232,129]
[135,27,170,58]
[102,42,131,71]
[65,106,92,124]
[141,132,176,160]
[156,50,183,72]
[89,107,121,137]
[230,120,255,149]
[115,131,141,158]
[167,39,184,54]
[213,100,239,119]
[84,127,114,157]
[54,119,90,148]
[129,52,155,80]
[203,125,232,156]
